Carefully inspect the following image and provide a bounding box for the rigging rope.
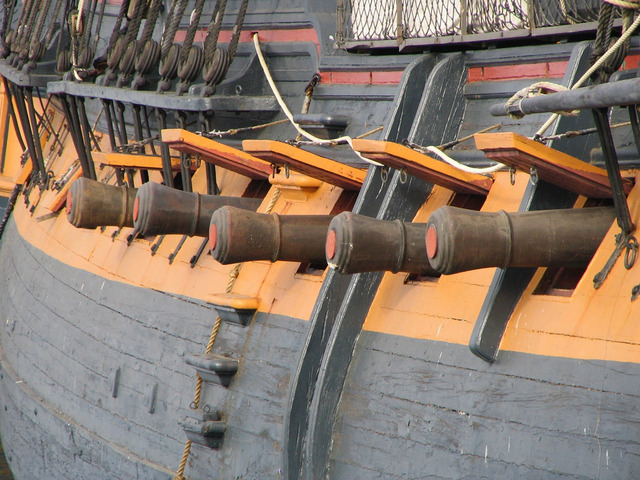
[252,33,382,167]
[132,0,164,88]
[202,0,249,93]
[0,0,18,57]
[157,0,189,92]
[534,4,640,138]
[175,0,207,94]
[254,33,506,175]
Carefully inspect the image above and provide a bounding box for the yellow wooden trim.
[0,174,13,197]
[48,168,83,212]
[243,139,366,190]
[475,132,608,174]
[475,131,633,198]
[162,128,272,179]
[14,159,32,185]
[206,292,260,310]
[269,172,322,189]
[353,139,493,195]
[93,151,184,171]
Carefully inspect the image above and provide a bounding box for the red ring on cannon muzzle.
[133,196,140,222]
[426,225,438,259]
[66,190,73,215]
[326,229,337,260]
[209,223,217,251]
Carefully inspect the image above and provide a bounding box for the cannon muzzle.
[426,206,615,275]
[67,177,137,229]
[133,182,262,237]
[326,212,439,275]
[210,205,333,265]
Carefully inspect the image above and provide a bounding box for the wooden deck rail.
[475,132,633,198]
[161,129,272,179]
[242,140,365,191]
[352,139,493,195]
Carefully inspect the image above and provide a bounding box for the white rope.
[605,0,640,9]
[76,0,86,34]
[252,33,383,167]
[535,10,640,137]
[425,146,505,175]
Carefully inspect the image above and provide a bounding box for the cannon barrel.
[133,182,262,237]
[67,177,137,229]
[426,206,615,275]
[326,212,439,275]
[210,205,333,265]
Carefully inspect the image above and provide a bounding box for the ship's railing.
[336,0,601,49]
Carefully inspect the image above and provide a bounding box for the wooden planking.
[92,151,187,171]
[330,331,640,479]
[352,139,493,195]
[475,132,633,198]
[0,219,312,480]
[242,139,366,190]
[161,129,272,179]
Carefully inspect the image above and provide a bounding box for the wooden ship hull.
[0,0,639,478]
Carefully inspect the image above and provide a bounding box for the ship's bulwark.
[1,211,640,479]
[0,216,308,479]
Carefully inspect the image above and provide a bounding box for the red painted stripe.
[318,70,403,85]
[623,54,640,70]
[174,28,319,44]
[468,61,568,83]
[371,70,403,84]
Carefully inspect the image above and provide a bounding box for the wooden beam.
[161,129,272,179]
[352,139,493,195]
[92,151,190,171]
[475,132,633,198]
[48,168,83,212]
[242,139,365,190]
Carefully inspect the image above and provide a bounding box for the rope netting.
[340,0,602,43]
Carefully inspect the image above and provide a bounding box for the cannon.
[209,205,333,265]
[326,212,439,276]
[426,206,615,275]
[133,182,262,237]
[67,177,137,229]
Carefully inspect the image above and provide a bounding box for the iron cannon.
[133,182,262,237]
[209,205,333,265]
[67,177,137,229]
[326,211,439,275]
[426,206,615,275]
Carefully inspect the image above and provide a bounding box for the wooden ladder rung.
[242,140,365,191]
[352,139,493,195]
[93,151,191,171]
[161,129,272,179]
[475,132,633,198]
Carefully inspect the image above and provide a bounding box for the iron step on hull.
[1,0,640,478]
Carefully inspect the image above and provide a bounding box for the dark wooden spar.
[133,181,262,237]
[426,206,615,275]
[209,205,333,265]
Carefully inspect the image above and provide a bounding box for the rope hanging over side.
[252,33,383,167]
